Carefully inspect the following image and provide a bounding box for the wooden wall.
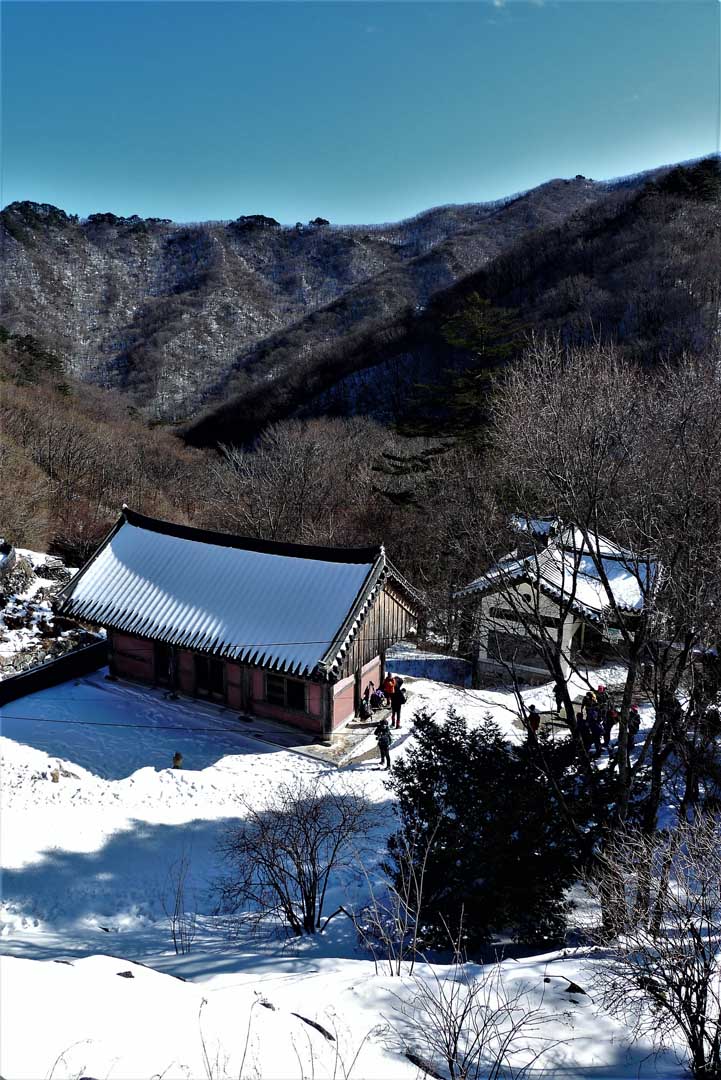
[110,632,154,682]
[337,580,417,680]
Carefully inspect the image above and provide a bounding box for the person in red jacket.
[382,673,396,699]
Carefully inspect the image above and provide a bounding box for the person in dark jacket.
[597,685,610,736]
[628,704,641,740]
[575,711,590,750]
[587,707,603,756]
[375,717,392,769]
[626,704,641,765]
[604,705,620,748]
[390,676,405,729]
[582,690,597,717]
[526,704,541,738]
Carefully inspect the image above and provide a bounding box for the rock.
[291,1014,335,1042]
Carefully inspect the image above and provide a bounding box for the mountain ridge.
[1,170,658,427]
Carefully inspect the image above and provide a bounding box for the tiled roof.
[56,508,417,677]
[459,528,654,621]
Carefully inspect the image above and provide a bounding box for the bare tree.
[215,774,378,937]
[163,843,197,955]
[586,815,721,1079]
[392,951,551,1080]
[475,340,721,845]
[348,823,440,976]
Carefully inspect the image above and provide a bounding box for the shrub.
[385,710,581,950]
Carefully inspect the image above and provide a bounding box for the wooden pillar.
[106,631,118,679]
[353,667,361,717]
[321,682,334,745]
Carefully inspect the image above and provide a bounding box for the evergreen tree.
[403,294,524,445]
[655,157,721,202]
[385,709,590,950]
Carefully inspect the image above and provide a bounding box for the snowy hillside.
[0,547,97,677]
[0,664,680,1079]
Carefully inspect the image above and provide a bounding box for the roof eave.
[315,553,388,680]
[54,512,127,615]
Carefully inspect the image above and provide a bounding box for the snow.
[0,548,86,675]
[57,515,381,676]
[0,664,678,1079]
[462,531,653,618]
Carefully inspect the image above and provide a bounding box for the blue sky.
[1,1,719,223]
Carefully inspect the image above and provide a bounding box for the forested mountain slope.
[183,158,721,445]
[0,175,627,423]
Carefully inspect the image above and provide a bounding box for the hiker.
[581,690,597,717]
[575,710,590,750]
[390,677,407,729]
[604,705,620,748]
[382,672,396,699]
[358,696,372,721]
[375,717,392,770]
[586,707,603,756]
[553,681,565,716]
[628,704,641,747]
[596,684,610,728]
[363,681,373,705]
[370,687,386,711]
[526,704,541,737]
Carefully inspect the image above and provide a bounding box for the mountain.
[184,157,721,446]
[1,175,634,427]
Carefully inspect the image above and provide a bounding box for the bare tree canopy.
[587,816,721,1080]
[215,774,379,937]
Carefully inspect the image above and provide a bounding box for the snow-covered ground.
[0,547,95,676]
[0,666,670,1079]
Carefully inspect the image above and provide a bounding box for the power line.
[0,711,338,740]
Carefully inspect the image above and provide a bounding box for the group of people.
[573,685,641,757]
[526,685,642,760]
[360,672,407,726]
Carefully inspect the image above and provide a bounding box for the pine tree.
[403,294,524,446]
[384,709,588,950]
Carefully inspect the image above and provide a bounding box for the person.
[363,681,373,705]
[604,705,620,748]
[375,717,392,770]
[390,677,406,729]
[526,704,541,736]
[628,704,641,745]
[575,710,590,750]
[370,687,386,711]
[358,696,372,721]
[586,709,603,756]
[172,751,183,769]
[553,681,565,717]
[382,672,396,699]
[596,684,610,731]
[582,690,597,717]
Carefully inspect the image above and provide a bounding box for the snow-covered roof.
[56,508,419,678]
[510,515,559,538]
[459,527,654,621]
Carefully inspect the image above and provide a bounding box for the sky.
[1,1,719,224]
